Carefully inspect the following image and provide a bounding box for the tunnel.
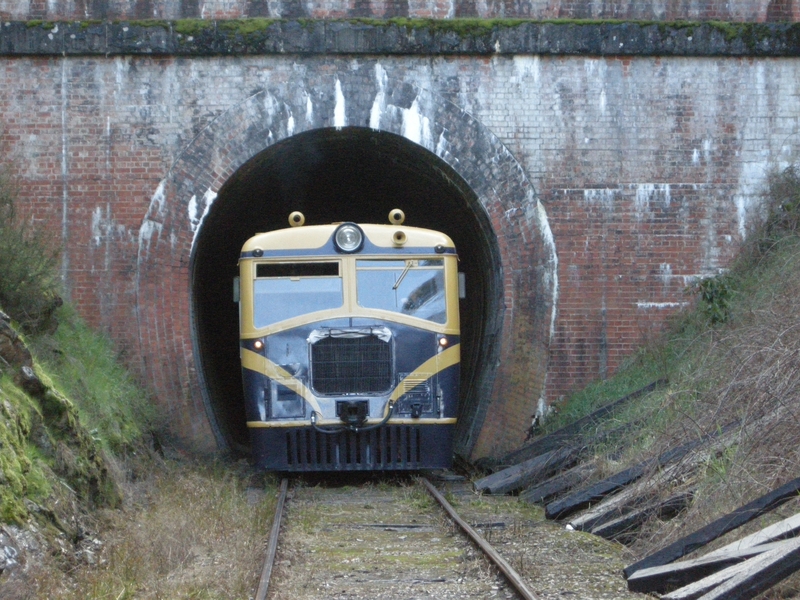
[190,127,504,457]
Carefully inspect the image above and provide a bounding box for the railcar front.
[237,212,461,472]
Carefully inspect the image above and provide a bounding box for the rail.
[420,477,539,600]
[255,478,289,600]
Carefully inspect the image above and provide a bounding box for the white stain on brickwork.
[635,183,671,217]
[402,99,422,143]
[105,116,112,172]
[266,0,281,17]
[114,57,126,99]
[659,263,673,288]
[92,204,129,273]
[92,206,105,247]
[584,188,617,208]
[334,78,346,128]
[522,194,559,344]
[530,196,560,423]
[401,99,433,149]
[736,160,769,238]
[370,63,388,130]
[637,301,689,309]
[287,106,295,136]
[263,93,278,128]
[188,188,218,249]
[435,131,452,161]
[305,92,314,124]
[512,56,540,85]
[138,180,167,260]
[540,202,559,344]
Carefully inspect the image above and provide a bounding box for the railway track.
[253,474,641,600]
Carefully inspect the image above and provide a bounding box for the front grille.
[311,335,392,394]
[285,426,422,471]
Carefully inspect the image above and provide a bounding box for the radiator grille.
[285,426,422,471]
[311,335,392,394]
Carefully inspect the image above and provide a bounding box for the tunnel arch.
[136,66,558,460]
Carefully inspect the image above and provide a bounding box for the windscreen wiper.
[392,260,414,290]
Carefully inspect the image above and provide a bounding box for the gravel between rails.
[266,476,643,600]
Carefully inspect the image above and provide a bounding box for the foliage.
[0,171,62,332]
[762,165,800,237]
[693,274,733,325]
[688,165,800,327]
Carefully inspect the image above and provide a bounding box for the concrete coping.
[1,19,799,57]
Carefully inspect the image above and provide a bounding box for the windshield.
[253,262,343,328]
[356,259,446,323]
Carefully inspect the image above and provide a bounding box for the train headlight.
[333,223,364,253]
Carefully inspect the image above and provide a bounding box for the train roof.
[240,223,456,255]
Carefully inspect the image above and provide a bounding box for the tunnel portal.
[191,128,503,455]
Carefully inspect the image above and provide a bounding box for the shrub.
[763,164,800,237]
[0,170,62,332]
[693,274,733,325]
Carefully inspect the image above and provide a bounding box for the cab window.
[356,259,446,323]
[253,262,342,328]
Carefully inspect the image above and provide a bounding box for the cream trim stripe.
[240,348,322,414]
[389,344,460,403]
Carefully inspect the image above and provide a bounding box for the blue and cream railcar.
[237,210,461,471]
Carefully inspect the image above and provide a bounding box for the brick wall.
[1,26,798,458]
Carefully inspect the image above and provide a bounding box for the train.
[236,210,462,471]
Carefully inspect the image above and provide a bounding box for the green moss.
[709,21,746,41]
[296,18,317,30]
[218,18,279,36]
[126,19,171,30]
[25,20,56,29]
[706,20,773,46]
[0,306,151,525]
[23,444,52,501]
[174,18,215,37]
[656,20,698,38]
[0,378,43,523]
[78,20,104,30]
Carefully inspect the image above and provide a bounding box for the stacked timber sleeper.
[474,381,800,598]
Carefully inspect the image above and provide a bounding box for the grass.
[3,458,279,600]
[533,165,800,568]
[28,304,157,455]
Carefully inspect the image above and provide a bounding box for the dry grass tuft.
[2,455,278,599]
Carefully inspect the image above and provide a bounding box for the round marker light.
[334,223,364,253]
[439,336,449,347]
[253,340,264,350]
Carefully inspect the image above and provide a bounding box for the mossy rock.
[0,321,121,526]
